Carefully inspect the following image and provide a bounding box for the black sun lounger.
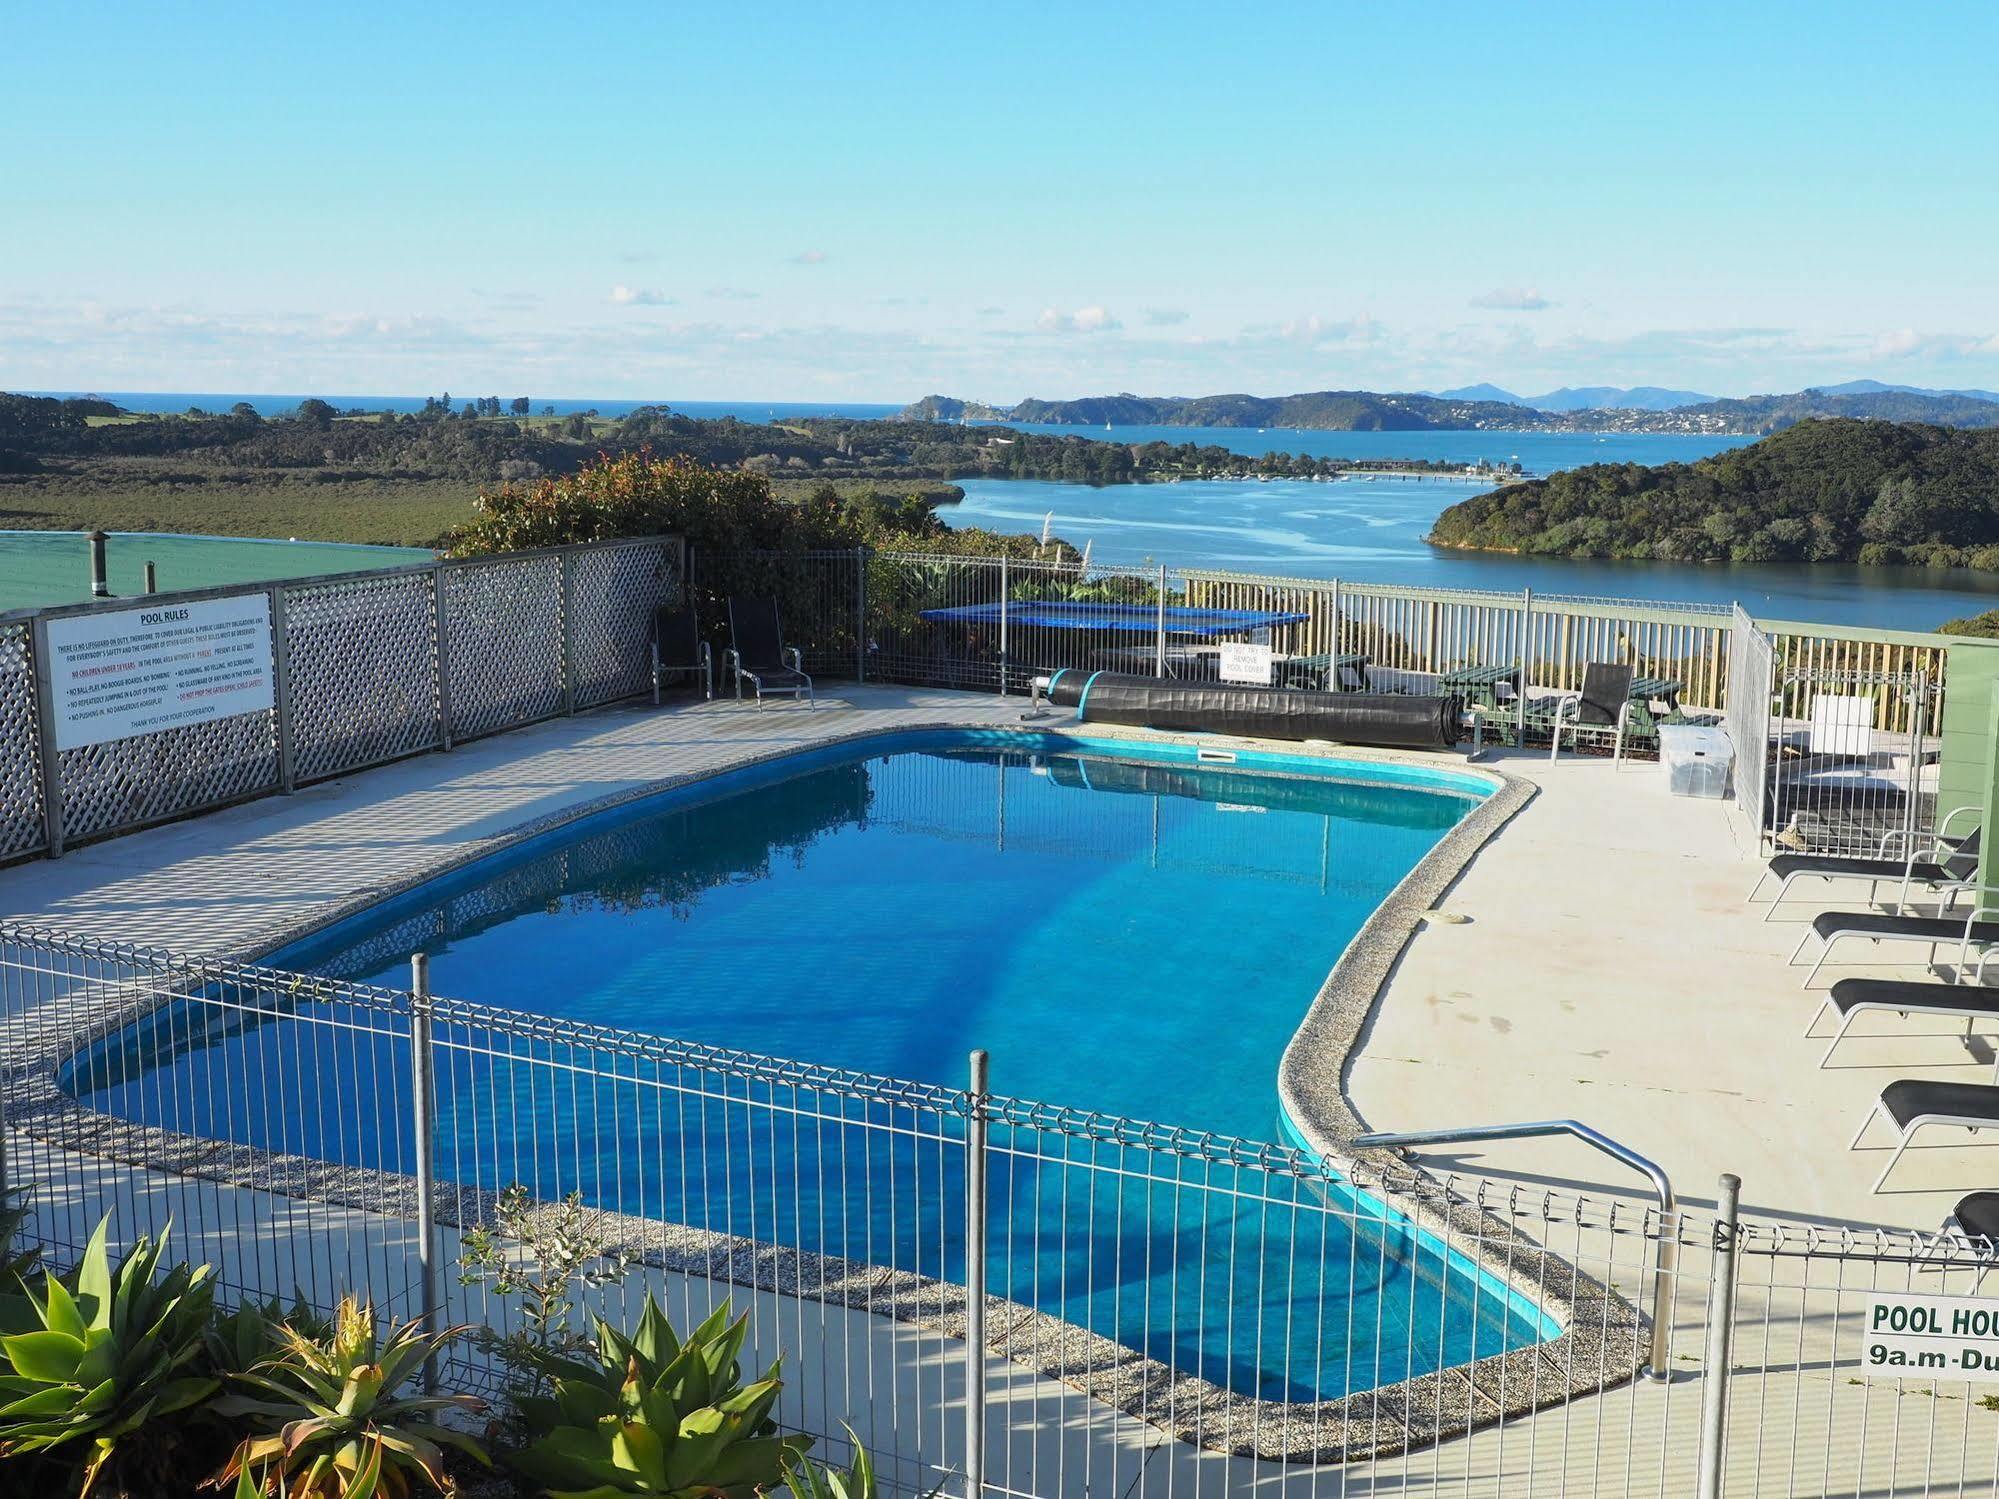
[1950,1191,1999,1247]
[1809,977,1999,1069]
[651,604,713,704]
[726,596,814,708]
[1853,1080,1999,1193]
[1793,910,1999,987]
[1752,828,1981,920]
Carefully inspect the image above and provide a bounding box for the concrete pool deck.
[1348,744,1991,1235]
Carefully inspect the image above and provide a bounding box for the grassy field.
[0,466,482,546]
[0,463,964,549]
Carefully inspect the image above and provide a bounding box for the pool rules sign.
[45,595,276,751]
[1861,1290,1999,1381]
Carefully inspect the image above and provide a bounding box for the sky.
[6,1,1999,404]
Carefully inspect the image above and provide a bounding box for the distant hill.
[1434,383,1526,405]
[1816,378,1999,403]
[904,385,1999,434]
[1002,389,1546,432]
[1428,418,1999,569]
[1672,388,1999,431]
[1525,385,1712,412]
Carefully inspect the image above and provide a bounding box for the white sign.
[1217,641,1274,686]
[1859,1291,1999,1381]
[46,595,275,751]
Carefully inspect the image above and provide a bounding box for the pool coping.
[5,706,1642,1462]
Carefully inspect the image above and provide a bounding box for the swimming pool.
[62,730,1553,1401]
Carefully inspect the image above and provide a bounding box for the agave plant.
[0,1184,40,1285]
[507,1294,809,1498]
[0,1215,218,1496]
[209,1297,487,1498]
[206,1294,336,1379]
[781,1434,879,1499]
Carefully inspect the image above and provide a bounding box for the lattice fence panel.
[284,572,441,784]
[570,542,681,708]
[442,555,564,740]
[0,625,45,859]
[56,708,277,843]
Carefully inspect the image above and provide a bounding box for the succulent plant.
[0,1184,40,1286]
[507,1294,809,1498]
[208,1296,486,1498]
[781,1433,881,1499]
[0,1215,218,1495]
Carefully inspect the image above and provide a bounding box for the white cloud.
[789,250,829,265]
[1037,305,1121,334]
[1143,307,1189,326]
[610,285,674,307]
[1870,327,1999,360]
[1471,287,1555,311]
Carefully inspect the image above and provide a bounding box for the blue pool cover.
[918,601,1309,635]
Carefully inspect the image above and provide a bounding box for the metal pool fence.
[5,923,1998,1496]
[0,535,684,862]
[688,548,1950,740]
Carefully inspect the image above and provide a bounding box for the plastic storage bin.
[1657,723,1733,799]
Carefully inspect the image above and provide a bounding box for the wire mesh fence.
[1765,666,1943,857]
[7,921,1999,1496]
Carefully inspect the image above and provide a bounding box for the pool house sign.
[45,594,275,752]
[1861,1290,1999,1381]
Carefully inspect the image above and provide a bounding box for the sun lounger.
[1537,662,1635,764]
[1792,908,1999,987]
[1809,976,1999,1068]
[1949,1191,1999,1248]
[1750,826,1980,918]
[650,604,713,703]
[726,596,814,708]
[1852,1080,1999,1193]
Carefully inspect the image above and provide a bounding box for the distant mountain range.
[903,383,1999,434]
[1434,384,1715,411]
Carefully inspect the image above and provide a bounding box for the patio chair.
[1808,975,1999,1069]
[1792,906,1999,988]
[1541,662,1635,764]
[726,595,814,708]
[650,604,713,704]
[1948,1192,1999,1249]
[1750,826,1981,920]
[1851,1080,1999,1193]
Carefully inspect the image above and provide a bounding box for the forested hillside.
[1429,420,1999,569]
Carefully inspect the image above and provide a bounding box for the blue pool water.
[63,731,1553,1399]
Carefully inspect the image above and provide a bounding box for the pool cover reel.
[1041,670,1463,751]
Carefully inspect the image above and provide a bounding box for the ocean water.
[61,735,1548,1399]
[938,476,1999,631]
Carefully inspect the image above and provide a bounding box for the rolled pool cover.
[1041,670,1463,751]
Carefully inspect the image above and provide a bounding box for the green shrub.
[507,1294,807,1498]
[209,1296,485,1498]
[1940,609,1999,638]
[0,1217,217,1496]
[457,1184,633,1429]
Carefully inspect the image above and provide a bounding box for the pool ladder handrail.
[1350,1118,1677,1381]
